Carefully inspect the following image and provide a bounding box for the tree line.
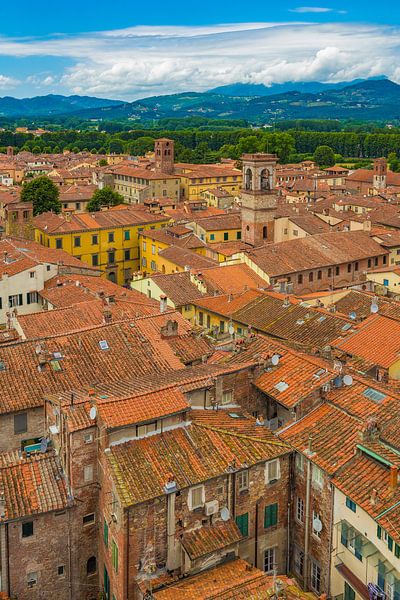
[1,128,400,164]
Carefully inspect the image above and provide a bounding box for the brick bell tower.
[240,153,279,246]
[373,157,387,191]
[154,138,175,175]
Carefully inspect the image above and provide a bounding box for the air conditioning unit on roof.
[204,500,219,516]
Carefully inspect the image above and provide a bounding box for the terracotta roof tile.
[0,451,69,520]
[97,387,189,429]
[279,403,362,474]
[108,412,289,507]
[181,520,242,560]
[333,314,400,369]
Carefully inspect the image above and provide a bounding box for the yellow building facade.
[34,209,170,286]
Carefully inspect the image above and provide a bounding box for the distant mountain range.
[207,79,371,97]
[1,79,400,123]
[0,94,122,117]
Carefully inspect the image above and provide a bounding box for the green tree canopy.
[313,145,336,167]
[388,152,400,173]
[21,176,61,216]
[87,187,124,212]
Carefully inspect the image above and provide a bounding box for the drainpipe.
[67,508,73,600]
[327,481,335,598]
[6,523,10,598]
[166,491,180,571]
[304,456,312,591]
[254,498,263,569]
[125,509,130,600]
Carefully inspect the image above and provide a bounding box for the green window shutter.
[235,513,249,537]
[112,540,118,572]
[345,583,356,600]
[103,518,108,547]
[341,522,348,547]
[264,503,278,528]
[377,525,382,539]
[395,544,400,558]
[388,536,394,552]
[355,534,363,561]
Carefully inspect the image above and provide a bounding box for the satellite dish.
[228,325,235,336]
[349,311,357,320]
[371,303,379,314]
[220,507,230,522]
[313,517,323,533]
[271,354,280,366]
[89,406,97,420]
[343,374,353,386]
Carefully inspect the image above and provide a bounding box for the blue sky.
[1,0,400,99]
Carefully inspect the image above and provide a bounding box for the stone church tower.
[240,153,278,246]
[373,158,387,190]
[154,138,175,175]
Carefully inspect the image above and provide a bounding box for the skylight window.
[363,388,386,403]
[99,340,109,351]
[296,320,305,326]
[342,323,352,331]
[0,361,6,371]
[314,369,326,378]
[52,352,62,360]
[50,360,62,372]
[274,381,289,393]
[317,316,326,323]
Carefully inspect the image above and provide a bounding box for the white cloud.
[0,22,398,99]
[290,7,333,13]
[0,74,20,89]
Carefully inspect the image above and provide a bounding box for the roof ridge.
[193,422,288,447]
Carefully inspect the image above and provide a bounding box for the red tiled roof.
[279,403,362,474]
[181,520,242,560]
[108,412,289,506]
[97,387,189,429]
[333,314,400,369]
[152,560,310,600]
[0,451,69,520]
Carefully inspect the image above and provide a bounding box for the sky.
[1,0,400,100]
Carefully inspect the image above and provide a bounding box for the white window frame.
[221,389,233,405]
[84,433,93,444]
[295,453,304,472]
[311,561,321,593]
[263,547,276,574]
[238,470,249,492]
[296,497,304,524]
[312,464,324,487]
[265,459,281,484]
[189,485,205,510]
[294,547,304,576]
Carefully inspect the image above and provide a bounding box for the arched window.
[263,225,268,239]
[245,168,253,190]
[87,556,97,576]
[317,270,322,280]
[309,272,314,282]
[246,225,250,232]
[260,169,270,191]
[108,272,116,283]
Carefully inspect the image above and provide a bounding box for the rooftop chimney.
[160,294,167,313]
[390,465,398,491]
[370,488,378,505]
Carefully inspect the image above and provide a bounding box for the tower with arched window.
[154,138,175,175]
[241,153,278,246]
